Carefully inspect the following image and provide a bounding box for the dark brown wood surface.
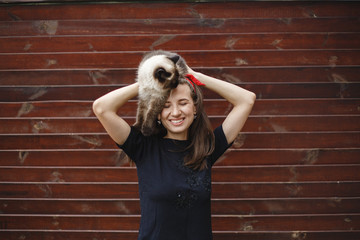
[0,1,359,239]
[1,83,359,101]
[1,33,360,53]
[1,67,359,85]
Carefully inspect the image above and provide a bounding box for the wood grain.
[1,182,359,198]
[1,18,359,37]
[1,2,359,20]
[1,198,359,215]
[1,165,359,182]
[0,83,359,101]
[1,33,360,53]
[0,231,360,240]
[1,50,359,69]
[0,1,359,239]
[0,99,359,117]
[1,149,358,166]
[1,67,359,85]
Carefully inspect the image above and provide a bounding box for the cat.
[134,50,188,136]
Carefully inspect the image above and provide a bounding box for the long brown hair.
[157,80,215,170]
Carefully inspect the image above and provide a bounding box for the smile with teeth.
[170,118,184,125]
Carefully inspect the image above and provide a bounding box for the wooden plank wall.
[0,1,360,239]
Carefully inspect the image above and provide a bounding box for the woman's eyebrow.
[165,98,190,104]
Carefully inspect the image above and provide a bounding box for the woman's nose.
[171,106,181,116]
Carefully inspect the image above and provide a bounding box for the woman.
[93,62,256,240]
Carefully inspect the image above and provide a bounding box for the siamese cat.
[134,50,188,136]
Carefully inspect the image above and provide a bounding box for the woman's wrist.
[191,72,213,87]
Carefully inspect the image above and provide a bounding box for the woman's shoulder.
[117,126,163,152]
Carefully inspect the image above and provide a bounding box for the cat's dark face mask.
[154,54,181,89]
[154,67,179,89]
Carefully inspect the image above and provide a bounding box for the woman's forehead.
[168,84,192,100]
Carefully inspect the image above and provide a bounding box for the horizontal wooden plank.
[0,150,131,167]
[230,132,360,149]
[1,149,359,167]
[1,165,359,182]
[1,132,359,150]
[1,182,359,198]
[0,231,138,240]
[252,99,360,116]
[214,182,360,198]
[217,149,360,166]
[1,50,359,69]
[1,198,359,215]
[214,165,360,182]
[1,33,360,53]
[211,198,360,215]
[214,215,360,231]
[1,231,360,240]
[1,18,359,38]
[242,116,360,132]
[1,2,359,21]
[0,1,358,237]
[1,99,359,118]
[1,115,359,134]
[1,83,359,101]
[0,215,139,230]
[0,214,358,231]
[0,167,141,182]
[1,67,359,85]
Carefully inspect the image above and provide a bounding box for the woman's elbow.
[249,91,256,106]
[242,91,256,107]
[92,98,104,116]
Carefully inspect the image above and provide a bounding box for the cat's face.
[137,54,180,90]
[137,51,189,90]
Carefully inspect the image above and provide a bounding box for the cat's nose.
[169,55,180,64]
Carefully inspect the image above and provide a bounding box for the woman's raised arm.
[92,83,139,145]
[190,71,256,144]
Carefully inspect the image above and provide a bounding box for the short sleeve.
[208,125,233,167]
[116,126,147,164]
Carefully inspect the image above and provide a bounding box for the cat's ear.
[168,55,179,64]
[155,68,171,83]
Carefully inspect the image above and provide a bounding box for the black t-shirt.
[117,125,232,240]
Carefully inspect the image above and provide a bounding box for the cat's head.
[137,50,188,90]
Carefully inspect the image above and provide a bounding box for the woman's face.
[159,84,196,140]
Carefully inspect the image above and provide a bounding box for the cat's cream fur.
[134,50,188,136]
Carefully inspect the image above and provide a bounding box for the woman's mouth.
[170,118,184,126]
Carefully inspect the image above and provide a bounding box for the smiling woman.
[157,76,215,171]
[92,51,255,240]
[159,84,197,140]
